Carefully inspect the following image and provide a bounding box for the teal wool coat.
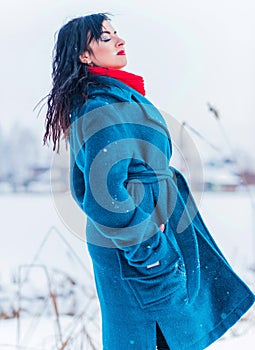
[69,75,254,350]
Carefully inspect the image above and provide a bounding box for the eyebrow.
[101,30,117,35]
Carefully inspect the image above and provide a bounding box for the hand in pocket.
[159,224,165,232]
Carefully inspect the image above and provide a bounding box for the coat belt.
[127,168,174,183]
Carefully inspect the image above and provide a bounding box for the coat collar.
[87,75,172,143]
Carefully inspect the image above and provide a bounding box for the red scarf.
[87,66,146,96]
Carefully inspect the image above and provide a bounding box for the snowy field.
[0,190,254,349]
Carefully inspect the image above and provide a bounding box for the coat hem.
[183,293,254,350]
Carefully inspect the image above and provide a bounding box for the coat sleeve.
[70,99,168,268]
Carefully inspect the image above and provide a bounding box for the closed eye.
[100,36,111,42]
[100,30,117,42]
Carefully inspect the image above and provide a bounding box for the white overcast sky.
[0,0,255,161]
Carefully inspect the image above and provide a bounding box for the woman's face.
[80,20,127,69]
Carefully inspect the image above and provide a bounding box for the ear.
[79,51,92,64]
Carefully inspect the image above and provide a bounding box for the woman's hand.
[159,224,165,232]
[146,224,165,269]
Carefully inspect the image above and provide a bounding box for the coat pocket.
[116,237,187,308]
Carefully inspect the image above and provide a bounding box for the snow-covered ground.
[0,190,254,349]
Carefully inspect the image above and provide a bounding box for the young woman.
[43,13,254,350]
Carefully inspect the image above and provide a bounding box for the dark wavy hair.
[43,13,111,152]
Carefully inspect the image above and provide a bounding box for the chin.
[113,62,128,70]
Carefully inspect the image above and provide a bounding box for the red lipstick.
[117,50,126,55]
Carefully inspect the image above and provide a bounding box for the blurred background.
[0,1,254,349]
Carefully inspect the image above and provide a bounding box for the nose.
[116,36,125,47]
